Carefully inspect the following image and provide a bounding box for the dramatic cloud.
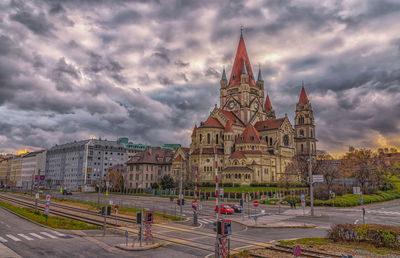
[0,0,399,156]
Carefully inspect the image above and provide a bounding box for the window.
[216,134,219,144]
[310,129,313,138]
[151,174,153,180]
[129,174,133,180]
[269,138,272,145]
[200,134,202,142]
[301,144,304,153]
[136,174,139,180]
[136,165,139,171]
[300,129,304,137]
[250,136,254,141]
[207,133,210,144]
[265,136,268,143]
[146,174,148,180]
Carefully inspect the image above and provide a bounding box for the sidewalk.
[231,213,315,228]
[0,243,22,258]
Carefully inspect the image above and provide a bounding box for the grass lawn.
[51,196,183,222]
[0,200,100,230]
[279,237,399,256]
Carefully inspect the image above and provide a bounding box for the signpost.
[35,193,39,212]
[44,195,51,224]
[361,191,365,224]
[114,205,118,225]
[312,175,324,183]
[301,194,306,223]
[253,200,259,207]
[125,230,129,246]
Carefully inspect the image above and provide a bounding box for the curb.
[231,219,316,228]
[115,243,162,251]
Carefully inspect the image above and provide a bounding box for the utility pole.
[309,141,314,216]
[193,167,198,225]
[214,146,220,258]
[97,180,101,209]
[179,155,183,219]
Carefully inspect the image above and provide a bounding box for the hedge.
[313,189,400,207]
[328,224,400,249]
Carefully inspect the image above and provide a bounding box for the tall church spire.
[298,87,309,106]
[242,60,247,74]
[221,66,227,80]
[257,66,263,81]
[264,94,276,119]
[228,29,255,86]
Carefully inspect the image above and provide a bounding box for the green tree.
[160,175,174,189]
[151,182,159,189]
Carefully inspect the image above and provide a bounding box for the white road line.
[29,233,45,239]
[202,219,214,223]
[354,219,359,224]
[17,234,34,241]
[6,234,21,242]
[40,232,57,239]
[0,236,7,243]
[50,231,66,237]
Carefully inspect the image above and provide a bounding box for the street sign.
[109,200,113,205]
[114,205,118,215]
[254,215,258,222]
[253,201,259,207]
[312,175,324,183]
[46,195,51,201]
[294,245,301,256]
[353,187,361,195]
[220,188,224,197]
[35,193,39,199]
[300,194,305,201]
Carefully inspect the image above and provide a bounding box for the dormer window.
[264,125,267,129]
[250,136,255,141]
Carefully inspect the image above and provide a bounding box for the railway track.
[249,244,341,258]
[0,192,340,257]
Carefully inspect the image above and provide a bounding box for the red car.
[215,204,234,215]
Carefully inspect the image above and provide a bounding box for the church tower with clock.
[219,31,267,125]
[188,30,316,185]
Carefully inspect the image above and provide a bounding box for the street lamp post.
[179,156,183,219]
[309,141,314,216]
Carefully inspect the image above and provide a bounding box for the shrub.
[328,224,400,249]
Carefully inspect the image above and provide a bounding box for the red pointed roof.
[254,118,285,131]
[298,87,309,106]
[201,117,224,128]
[265,94,273,111]
[224,120,233,132]
[238,124,261,143]
[219,109,245,127]
[191,125,197,137]
[229,35,255,86]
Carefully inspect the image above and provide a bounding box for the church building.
[189,31,316,185]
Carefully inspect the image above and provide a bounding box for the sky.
[0,0,399,156]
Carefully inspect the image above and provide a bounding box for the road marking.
[29,233,45,239]
[6,234,21,241]
[40,232,57,239]
[50,231,66,237]
[0,236,7,243]
[201,219,214,223]
[354,219,359,224]
[17,234,34,241]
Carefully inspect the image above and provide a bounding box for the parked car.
[63,189,72,195]
[226,203,242,213]
[215,204,234,215]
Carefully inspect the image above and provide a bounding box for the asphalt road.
[4,191,400,257]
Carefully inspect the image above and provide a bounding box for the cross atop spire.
[240,25,244,38]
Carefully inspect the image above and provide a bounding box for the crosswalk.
[367,210,400,216]
[195,217,217,224]
[0,231,68,243]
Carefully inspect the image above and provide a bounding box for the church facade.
[189,32,317,185]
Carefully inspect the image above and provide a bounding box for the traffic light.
[182,199,185,205]
[136,212,142,224]
[213,221,222,234]
[240,199,244,207]
[222,220,232,237]
[146,211,154,223]
[101,206,111,216]
[177,199,181,206]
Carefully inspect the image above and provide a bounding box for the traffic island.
[115,242,162,251]
[231,216,316,228]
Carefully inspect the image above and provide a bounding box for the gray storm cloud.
[0,0,399,155]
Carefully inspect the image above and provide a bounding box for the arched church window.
[300,129,304,137]
[250,136,255,141]
[269,138,273,146]
[252,146,254,150]
[301,144,304,153]
[310,129,313,138]
[207,133,210,144]
[216,134,219,144]
[283,135,289,146]
[265,136,268,143]
[200,134,202,142]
